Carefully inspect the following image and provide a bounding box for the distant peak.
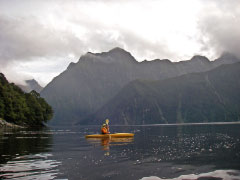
[18,79,43,93]
[25,79,42,88]
[85,47,128,56]
[215,52,240,64]
[79,47,136,64]
[190,55,209,62]
[25,79,38,84]
[219,52,238,60]
[109,47,126,52]
[108,47,133,56]
[82,47,130,58]
[108,47,135,58]
[26,79,36,82]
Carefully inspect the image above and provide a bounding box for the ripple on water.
[140,169,240,180]
[0,153,61,180]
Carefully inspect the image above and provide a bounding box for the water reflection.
[0,153,61,180]
[1,124,240,180]
[130,125,240,167]
[0,128,60,179]
[86,137,134,154]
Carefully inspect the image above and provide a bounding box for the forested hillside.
[0,73,53,127]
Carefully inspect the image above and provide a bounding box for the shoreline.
[75,121,240,127]
[0,118,25,129]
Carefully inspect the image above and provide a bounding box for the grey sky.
[0,0,239,85]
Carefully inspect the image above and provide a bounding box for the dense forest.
[0,73,53,126]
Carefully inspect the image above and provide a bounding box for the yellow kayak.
[85,133,134,138]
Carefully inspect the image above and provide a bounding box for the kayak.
[86,133,134,138]
[85,133,134,138]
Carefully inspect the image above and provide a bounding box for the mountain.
[18,79,43,93]
[213,52,240,66]
[40,47,240,125]
[0,73,53,126]
[85,63,240,125]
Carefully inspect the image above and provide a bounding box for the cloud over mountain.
[197,0,240,58]
[0,0,239,85]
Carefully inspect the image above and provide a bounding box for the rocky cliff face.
[40,48,240,125]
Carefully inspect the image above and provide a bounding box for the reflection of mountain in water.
[0,128,52,164]
[0,128,59,179]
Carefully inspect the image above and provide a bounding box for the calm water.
[0,123,240,180]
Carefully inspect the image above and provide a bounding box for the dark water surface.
[0,123,240,180]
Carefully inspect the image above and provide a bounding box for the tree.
[0,73,53,126]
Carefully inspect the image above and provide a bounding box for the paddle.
[105,119,109,125]
[105,119,110,137]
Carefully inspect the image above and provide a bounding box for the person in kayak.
[101,119,110,134]
[101,124,110,134]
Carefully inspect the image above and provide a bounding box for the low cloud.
[0,0,239,85]
[0,15,84,63]
[197,0,240,58]
[0,11,173,68]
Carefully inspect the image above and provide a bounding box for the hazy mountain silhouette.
[85,63,240,125]
[18,79,43,93]
[40,48,240,125]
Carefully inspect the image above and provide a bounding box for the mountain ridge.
[83,62,240,125]
[40,47,240,125]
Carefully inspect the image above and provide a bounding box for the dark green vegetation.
[87,63,240,125]
[41,47,240,125]
[0,73,53,127]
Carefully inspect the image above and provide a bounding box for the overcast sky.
[0,0,239,86]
